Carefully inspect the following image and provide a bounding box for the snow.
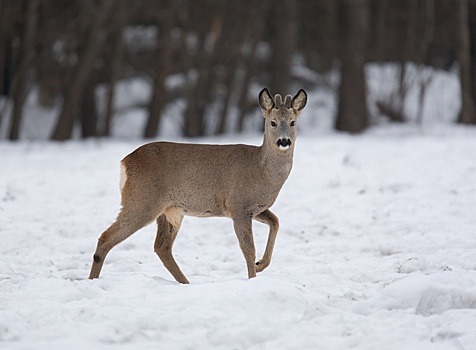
[0,62,474,348]
[1,124,476,349]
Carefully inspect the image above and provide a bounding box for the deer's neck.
[259,137,294,185]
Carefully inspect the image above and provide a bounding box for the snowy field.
[1,124,476,349]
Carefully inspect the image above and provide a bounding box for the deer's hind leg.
[154,210,189,284]
[254,209,279,273]
[89,203,160,279]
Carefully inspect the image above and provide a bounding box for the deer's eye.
[271,121,277,128]
[290,121,296,127]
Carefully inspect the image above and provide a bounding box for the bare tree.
[335,0,369,133]
[234,1,271,133]
[235,34,263,133]
[79,78,99,138]
[0,0,12,99]
[182,2,225,137]
[102,0,127,136]
[457,0,476,124]
[415,0,435,125]
[269,0,297,95]
[375,0,419,123]
[144,2,175,138]
[214,0,258,135]
[8,0,39,140]
[51,0,113,141]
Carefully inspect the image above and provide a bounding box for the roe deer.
[89,88,307,283]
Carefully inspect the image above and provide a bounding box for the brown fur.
[89,88,307,283]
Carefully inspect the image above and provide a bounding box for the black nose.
[277,138,292,147]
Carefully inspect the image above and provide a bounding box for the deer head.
[259,88,307,151]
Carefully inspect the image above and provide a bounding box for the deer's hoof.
[255,259,269,273]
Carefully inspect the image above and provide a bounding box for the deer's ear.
[292,89,307,112]
[259,88,274,112]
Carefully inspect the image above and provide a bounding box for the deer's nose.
[277,138,292,149]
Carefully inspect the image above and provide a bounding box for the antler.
[284,95,292,108]
[274,94,293,109]
[274,94,283,109]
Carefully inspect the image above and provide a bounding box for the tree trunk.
[103,0,127,136]
[215,0,256,135]
[37,48,61,108]
[236,37,261,133]
[415,0,434,125]
[396,1,418,122]
[0,0,8,97]
[236,1,269,133]
[144,6,174,138]
[269,0,297,95]
[8,0,38,140]
[51,0,113,141]
[335,0,369,133]
[79,78,98,138]
[457,0,476,124]
[183,8,224,137]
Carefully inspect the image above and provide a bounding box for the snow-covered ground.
[1,124,476,349]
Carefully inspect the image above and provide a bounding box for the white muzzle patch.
[277,138,292,150]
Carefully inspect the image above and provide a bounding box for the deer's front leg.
[254,209,279,273]
[232,216,256,279]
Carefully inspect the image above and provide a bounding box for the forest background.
[1,0,475,141]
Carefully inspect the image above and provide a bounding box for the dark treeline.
[0,0,475,141]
